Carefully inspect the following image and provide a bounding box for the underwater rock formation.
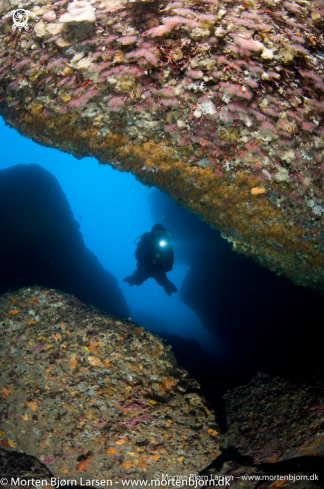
[198,372,324,489]
[223,373,324,463]
[1,0,324,290]
[179,241,324,372]
[0,450,53,484]
[0,286,220,480]
[149,188,324,375]
[0,164,130,318]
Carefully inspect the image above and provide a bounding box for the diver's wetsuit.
[123,224,178,296]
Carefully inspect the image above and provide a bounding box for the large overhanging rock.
[0,287,220,480]
[0,0,324,290]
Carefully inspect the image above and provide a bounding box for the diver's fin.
[123,275,134,286]
[163,279,178,296]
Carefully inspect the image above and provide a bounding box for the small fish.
[76,456,92,472]
[78,214,82,220]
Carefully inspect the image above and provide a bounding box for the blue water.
[0,117,221,356]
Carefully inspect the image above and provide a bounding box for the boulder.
[223,373,324,463]
[0,286,220,481]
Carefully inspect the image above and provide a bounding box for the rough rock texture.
[223,373,324,463]
[0,164,130,318]
[0,286,220,481]
[206,457,324,489]
[1,0,324,290]
[206,373,324,488]
[0,449,53,485]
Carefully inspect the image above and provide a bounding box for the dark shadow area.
[148,189,324,380]
[0,449,53,480]
[200,448,324,488]
[0,164,130,318]
[157,331,238,430]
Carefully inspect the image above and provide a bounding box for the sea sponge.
[115,75,136,94]
[59,0,96,23]
[251,187,266,195]
[218,127,240,142]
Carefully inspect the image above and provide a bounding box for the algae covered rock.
[1,0,324,291]
[223,373,324,463]
[0,287,220,481]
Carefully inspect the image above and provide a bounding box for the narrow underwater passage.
[1,0,324,480]
[0,117,222,357]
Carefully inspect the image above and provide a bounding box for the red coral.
[67,89,99,109]
[249,109,265,122]
[230,35,263,53]
[162,15,199,26]
[221,82,253,100]
[173,7,195,17]
[164,123,178,133]
[126,48,159,66]
[186,69,203,79]
[160,98,179,107]
[57,76,71,88]
[0,68,10,81]
[47,58,69,73]
[260,121,277,132]
[107,95,125,112]
[118,36,138,45]
[157,86,177,98]
[104,35,117,45]
[14,58,31,71]
[145,24,175,37]
[301,121,316,132]
[262,107,279,118]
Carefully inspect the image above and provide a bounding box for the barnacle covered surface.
[0,287,220,480]
[0,0,324,289]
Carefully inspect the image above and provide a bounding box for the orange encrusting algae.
[1,95,324,292]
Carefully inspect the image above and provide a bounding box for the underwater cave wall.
[0,164,130,317]
[0,0,324,290]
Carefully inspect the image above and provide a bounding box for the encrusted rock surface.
[223,372,324,463]
[0,450,53,485]
[1,0,324,290]
[0,287,220,481]
[203,373,324,488]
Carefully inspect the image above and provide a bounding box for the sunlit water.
[0,117,222,357]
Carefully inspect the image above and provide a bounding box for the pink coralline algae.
[41,454,55,466]
[107,95,125,111]
[43,9,56,22]
[123,414,149,427]
[46,57,69,73]
[1,0,324,289]
[145,24,175,37]
[67,89,99,109]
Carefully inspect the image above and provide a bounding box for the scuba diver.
[123,223,178,296]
